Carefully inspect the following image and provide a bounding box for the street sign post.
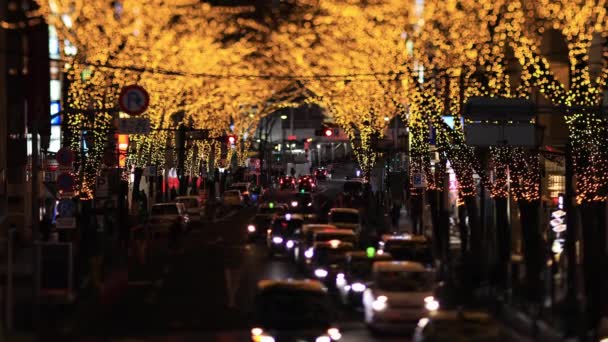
[118,85,149,116]
[412,172,427,188]
[57,173,75,192]
[56,148,74,167]
[118,118,151,134]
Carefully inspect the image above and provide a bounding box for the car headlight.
[247,225,256,233]
[314,269,328,278]
[315,336,331,342]
[424,296,439,311]
[307,202,313,207]
[327,328,342,340]
[286,240,295,249]
[291,201,298,207]
[251,328,275,342]
[272,236,283,244]
[351,282,366,292]
[372,296,388,311]
[304,248,314,259]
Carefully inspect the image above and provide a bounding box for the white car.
[363,261,437,333]
[294,224,337,265]
[148,203,189,234]
[175,196,204,223]
[328,208,362,233]
[222,190,244,207]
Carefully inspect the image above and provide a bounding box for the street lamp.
[280,115,288,120]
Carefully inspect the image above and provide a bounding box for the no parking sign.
[118,85,149,116]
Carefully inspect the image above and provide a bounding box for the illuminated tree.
[506,0,608,325]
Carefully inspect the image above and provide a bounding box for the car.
[379,234,434,266]
[328,208,362,233]
[298,176,317,193]
[222,190,244,207]
[343,179,364,197]
[294,224,338,266]
[228,182,252,203]
[290,192,317,221]
[309,240,354,289]
[279,176,296,190]
[247,214,274,242]
[362,261,436,333]
[335,251,393,308]
[266,213,304,256]
[314,167,328,180]
[250,279,342,342]
[258,202,288,218]
[413,310,522,341]
[175,196,204,223]
[148,203,189,235]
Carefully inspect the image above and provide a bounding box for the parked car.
[222,190,244,207]
[328,208,362,234]
[228,182,252,203]
[250,279,341,342]
[175,196,204,223]
[363,261,436,333]
[148,203,189,235]
[314,167,328,180]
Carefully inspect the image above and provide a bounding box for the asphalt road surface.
[71,177,404,341]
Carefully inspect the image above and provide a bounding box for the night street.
[2,1,608,341]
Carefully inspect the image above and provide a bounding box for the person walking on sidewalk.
[410,190,423,235]
[390,201,401,232]
[168,217,183,254]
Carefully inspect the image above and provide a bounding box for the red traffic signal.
[324,128,333,137]
[228,135,236,145]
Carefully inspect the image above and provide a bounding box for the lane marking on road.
[224,268,242,308]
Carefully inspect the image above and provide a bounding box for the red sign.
[287,135,297,141]
[45,159,59,172]
[118,85,150,116]
[56,148,75,166]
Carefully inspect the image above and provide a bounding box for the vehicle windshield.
[176,198,198,209]
[254,291,332,329]
[422,319,506,341]
[151,205,178,216]
[375,270,434,292]
[295,193,312,202]
[314,247,352,265]
[330,212,359,224]
[315,233,356,244]
[385,241,433,263]
[272,219,303,236]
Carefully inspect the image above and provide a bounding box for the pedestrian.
[290,167,296,178]
[168,217,182,253]
[390,202,401,232]
[410,191,423,235]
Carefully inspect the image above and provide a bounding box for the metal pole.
[564,140,580,336]
[31,117,40,331]
[6,228,14,333]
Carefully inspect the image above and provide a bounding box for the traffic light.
[315,126,335,137]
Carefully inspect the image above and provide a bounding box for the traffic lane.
[75,206,259,337]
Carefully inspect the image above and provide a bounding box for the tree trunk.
[494,196,510,290]
[458,203,468,256]
[427,189,441,258]
[579,201,606,329]
[517,199,543,302]
[464,195,481,260]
